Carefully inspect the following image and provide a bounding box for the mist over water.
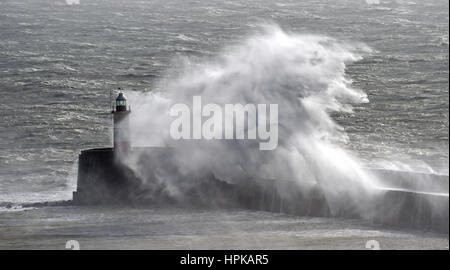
[120,26,383,216]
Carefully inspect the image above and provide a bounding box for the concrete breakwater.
[72,147,449,234]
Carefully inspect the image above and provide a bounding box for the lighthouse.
[112,92,131,152]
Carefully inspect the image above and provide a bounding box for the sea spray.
[119,25,383,217]
[65,0,80,5]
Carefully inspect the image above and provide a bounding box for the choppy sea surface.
[0,0,448,249]
[0,207,448,250]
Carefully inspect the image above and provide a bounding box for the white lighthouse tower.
[112,92,131,152]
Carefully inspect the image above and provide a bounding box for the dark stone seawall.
[73,148,143,204]
[73,147,449,234]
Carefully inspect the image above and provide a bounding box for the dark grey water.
[0,206,448,249]
[0,0,448,249]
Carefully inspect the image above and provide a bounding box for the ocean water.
[0,207,448,250]
[0,0,448,249]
